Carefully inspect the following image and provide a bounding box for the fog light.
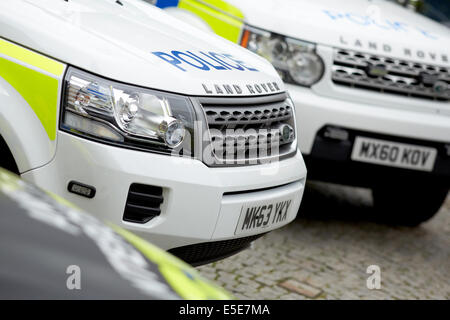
[68,181,96,199]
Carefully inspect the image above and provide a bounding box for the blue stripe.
[155,0,179,9]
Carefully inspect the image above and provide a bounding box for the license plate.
[351,137,437,172]
[235,199,293,235]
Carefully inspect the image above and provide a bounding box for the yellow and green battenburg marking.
[157,0,244,43]
[111,225,233,300]
[0,38,65,141]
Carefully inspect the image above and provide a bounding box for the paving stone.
[196,184,450,300]
[279,279,322,298]
[254,277,278,287]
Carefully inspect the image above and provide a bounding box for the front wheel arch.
[0,135,19,175]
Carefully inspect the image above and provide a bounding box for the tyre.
[372,184,449,226]
[0,136,19,174]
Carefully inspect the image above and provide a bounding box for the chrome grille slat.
[209,128,293,145]
[332,48,450,101]
[201,98,296,166]
[204,103,293,127]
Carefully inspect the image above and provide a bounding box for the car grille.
[332,48,450,101]
[200,96,297,166]
[168,234,265,266]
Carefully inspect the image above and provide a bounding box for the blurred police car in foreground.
[0,169,231,300]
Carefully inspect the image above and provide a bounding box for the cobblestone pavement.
[197,182,450,300]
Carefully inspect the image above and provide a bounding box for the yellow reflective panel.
[0,38,64,76]
[111,225,233,300]
[0,169,21,193]
[179,0,244,43]
[189,0,245,19]
[0,57,59,140]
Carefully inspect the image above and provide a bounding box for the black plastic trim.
[123,183,164,224]
[306,125,450,188]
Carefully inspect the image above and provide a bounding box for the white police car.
[160,0,450,226]
[0,0,307,265]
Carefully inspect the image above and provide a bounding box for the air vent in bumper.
[169,234,265,266]
[123,183,163,224]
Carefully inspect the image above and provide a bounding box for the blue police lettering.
[171,51,210,70]
[323,9,438,39]
[186,51,227,70]
[152,51,186,71]
[222,54,259,71]
[152,50,259,72]
[415,27,438,40]
[207,52,245,70]
[199,51,232,70]
[345,13,370,26]
[385,21,409,32]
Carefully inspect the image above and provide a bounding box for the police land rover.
[0,0,307,265]
[159,0,450,225]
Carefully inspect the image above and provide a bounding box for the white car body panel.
[292,82,450,154]
[0,0,283,96]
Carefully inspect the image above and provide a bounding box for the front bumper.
[304,127,450,188]
[287,84,450,187]
[22,131,306,252]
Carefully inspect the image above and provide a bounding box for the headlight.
[241,25,324,87]
[61,67,196,156]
